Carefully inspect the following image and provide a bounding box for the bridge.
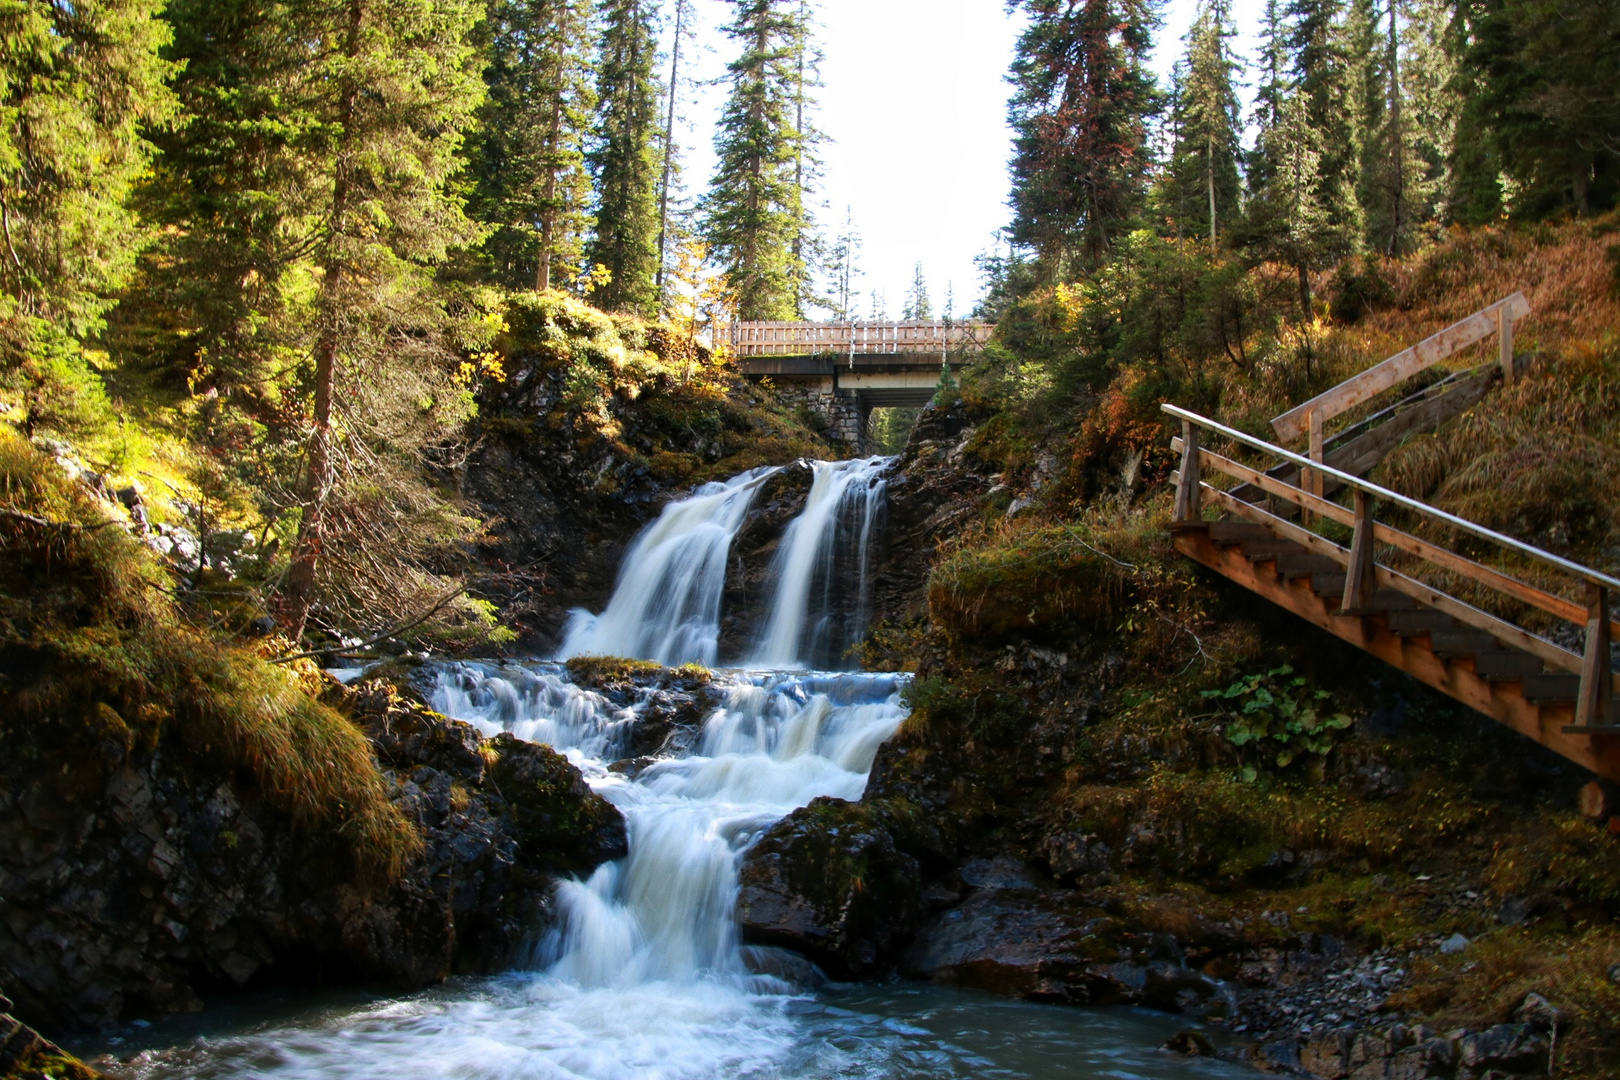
[1165,293,1620,789]
[728,320,993,447]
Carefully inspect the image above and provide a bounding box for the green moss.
[927,524,1127,640]
[0,428,419,881]
[564,655,666,686]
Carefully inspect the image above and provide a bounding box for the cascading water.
[87,460,1248,1080]
[750,457,890,670]
[560,466,778,667]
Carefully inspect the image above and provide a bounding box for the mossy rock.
[488,733,627,872]
[735,797,923,976]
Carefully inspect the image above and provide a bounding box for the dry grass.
[1386,926,1620,1079]
[0,427,419,880]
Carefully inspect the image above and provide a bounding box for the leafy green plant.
[1202,664,1352,778]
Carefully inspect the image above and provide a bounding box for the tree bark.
[286,0,363,640]
[654,0,684,295]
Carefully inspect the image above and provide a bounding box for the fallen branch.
[270,584,471,665]
[0,506,123,532]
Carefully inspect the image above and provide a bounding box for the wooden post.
[1498,307,1514,386]
[1173,420,1202,523]
[1341,489,1375,613]
[1576,583,1613,729]
[1302,408,1324,526]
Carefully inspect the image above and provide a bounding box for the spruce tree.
[903,264,932,321]
[1251,91,1334,319]
[1006,0,1160,276]
[588,0,663,316]
[1,0,175,431]
[655,0,696,298]
[1285,0,1363,256]
[283,0,485,635]
[1458,0,1619,216]
[826,206,862,320]
[471,0,596,291]
[1400,0,1460,228]
[1168,0,1244,246]
[702,0,818,321]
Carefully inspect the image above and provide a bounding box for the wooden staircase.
[1163,403,1620,784]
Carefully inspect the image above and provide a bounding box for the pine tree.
[587,0,663,315]
[702,0,819,320]
[471,0,596,291]
[1251,91,1335,319]
[1169,0,1244,246]
[1285,0,1363,256]
[826,206,862,319]
[655,0,696,298]
[283,0,486,635]
[902,263,932,321]
[1007,0,1160,276]
[1,0,175,431]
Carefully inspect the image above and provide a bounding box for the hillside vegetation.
[854,218,1620,1077]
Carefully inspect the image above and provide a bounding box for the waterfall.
[560,466,778,667]
[750,457,891,670]
[430,662,907,989]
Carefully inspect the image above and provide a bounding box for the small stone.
[1439,933,1469,954]
[1163,1030,1214,1056]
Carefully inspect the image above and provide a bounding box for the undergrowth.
[0,429,418,880]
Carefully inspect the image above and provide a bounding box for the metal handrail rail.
[1162,402,1620,593]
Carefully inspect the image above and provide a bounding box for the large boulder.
[735,797,923,976]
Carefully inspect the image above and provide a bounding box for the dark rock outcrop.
[735,797,922,976]
[0,679,624,1031]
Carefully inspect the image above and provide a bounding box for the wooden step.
[1429,628,1503,658]
[1387,610,1456,636]
[1208,522,1277,546]
[1276,554,1342,580]
[1309,572,1347,596]
[1523,673,1580,703]
[1242,538,1306,560]
[1367,589,1417,613]
[1471,651,1546,682]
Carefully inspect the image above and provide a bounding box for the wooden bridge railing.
[729,319,993,358]
[1165,402,1620,732]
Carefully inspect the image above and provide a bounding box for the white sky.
[667,0,1267,316]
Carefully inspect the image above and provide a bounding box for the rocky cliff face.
[0,678,625,1032]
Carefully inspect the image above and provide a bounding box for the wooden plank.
[1174,527,1620,782]
[1272,292,1530,443]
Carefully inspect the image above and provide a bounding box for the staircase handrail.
[1163,403,1620,594]
[1271,292,1530,444]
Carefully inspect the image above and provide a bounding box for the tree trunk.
[286,0,363,640]
[537,97,563,292]
[654,0,684,296]
[1297,262,1312,320]
[1207,129,1217,246]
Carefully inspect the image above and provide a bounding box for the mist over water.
[88,464,1246,1080]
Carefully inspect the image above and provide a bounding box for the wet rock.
[735,797,921,977]
[1163,1029,1214,1056]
